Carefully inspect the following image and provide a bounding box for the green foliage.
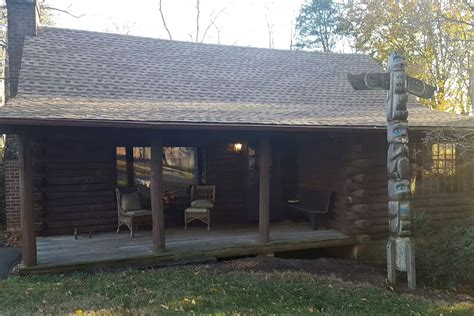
[294,0,342,52]
[342,0,473,113]
[414,213,474,290]
[0,267,471,315]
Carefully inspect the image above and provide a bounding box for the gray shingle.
[1,27,472,128]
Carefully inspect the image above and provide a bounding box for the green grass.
[0,265,472,315]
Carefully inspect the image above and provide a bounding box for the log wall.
[306,131,474,238]
[32,137,117,235]
[205,142,248,225]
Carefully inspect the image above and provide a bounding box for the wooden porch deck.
[23,223,357,274]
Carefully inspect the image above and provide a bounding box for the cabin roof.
[1,27,472,130]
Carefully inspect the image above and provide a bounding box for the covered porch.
[10,125,369,274]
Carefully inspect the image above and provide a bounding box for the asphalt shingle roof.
[1,27,472,129]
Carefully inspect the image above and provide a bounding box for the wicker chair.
[116,187,152,237]
[184,185,216,230]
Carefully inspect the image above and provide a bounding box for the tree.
[342,1,473,113]
[294,0,342,52]
[158,0,225,44]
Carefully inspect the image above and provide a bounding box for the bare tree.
[105,20,136,35]
[264,3,275,49]
[195,0,200,42]
[159,0,225,44]
[423,127,474,162]
[199,7,225,43]
[159,0,173,40]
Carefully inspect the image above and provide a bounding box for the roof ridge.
[38,26,368,58]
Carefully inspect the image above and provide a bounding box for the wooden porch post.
[258,135,270,244]
[125,146,134,187]
[18,135,37,267]
[150,138,165,253]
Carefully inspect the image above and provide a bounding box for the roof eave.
[0,117,456,134]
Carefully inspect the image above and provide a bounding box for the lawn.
[0,260,472,315]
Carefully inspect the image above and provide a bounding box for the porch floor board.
[24,223,356,274]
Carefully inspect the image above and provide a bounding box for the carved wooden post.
[18,135,37,267]
[386,53,415,289]
[258,135,270,244]
[347,52,436,290]
[151,138,165,253]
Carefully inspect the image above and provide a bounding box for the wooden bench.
[288,190,334,230]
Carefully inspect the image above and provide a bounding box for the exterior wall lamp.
[233,142,243,153]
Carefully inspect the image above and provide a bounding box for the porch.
[10,126,376,273]
[24,223,356,274]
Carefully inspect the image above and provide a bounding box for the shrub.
[414,212,474,291]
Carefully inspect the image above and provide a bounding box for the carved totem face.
[387,143,410,180]
[387,93,408,121]
[388,179,411,201]
[388,201,411,237]
[388,53,405,71]
[387,121,408,143]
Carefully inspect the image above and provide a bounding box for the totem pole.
[347,53,436,290]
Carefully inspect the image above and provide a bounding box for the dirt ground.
[216,256,387,287]
[210,256,474,305]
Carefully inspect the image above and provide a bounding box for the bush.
[414,212,474,290]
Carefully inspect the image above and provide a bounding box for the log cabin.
[1,0,474,274]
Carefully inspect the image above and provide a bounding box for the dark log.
[40,183,114,192]
[351,189,368,199]
[351,204,370,213]
[348,159,385,168]
[44,196,114,207]
[355,218,388,229]
[44,176,112,185]
[351,174,369,184]
[425,210,474,221]
[414,204,474,215]
[46,203,117,215]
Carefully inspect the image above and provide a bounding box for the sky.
[48,0,306,50]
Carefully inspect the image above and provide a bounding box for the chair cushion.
[191,199,214,208]
[121,191,142,211]
[125,209,152,216]
[185,207,209,213]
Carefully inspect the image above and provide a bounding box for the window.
[414,143,468,196]
[134,147,198,198]
[426,143,456,177]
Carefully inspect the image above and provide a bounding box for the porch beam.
[125,146,134,187]
[18,135,37,267]
[150,138,165,253]
[258,135,270,243]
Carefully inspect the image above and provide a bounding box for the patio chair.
[288,190,334,230]
[116,187,152,237]
[184,185,216,231]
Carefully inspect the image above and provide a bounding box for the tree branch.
[43,6,85,19]
[159,0,173,40]
[199,7,226,43]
